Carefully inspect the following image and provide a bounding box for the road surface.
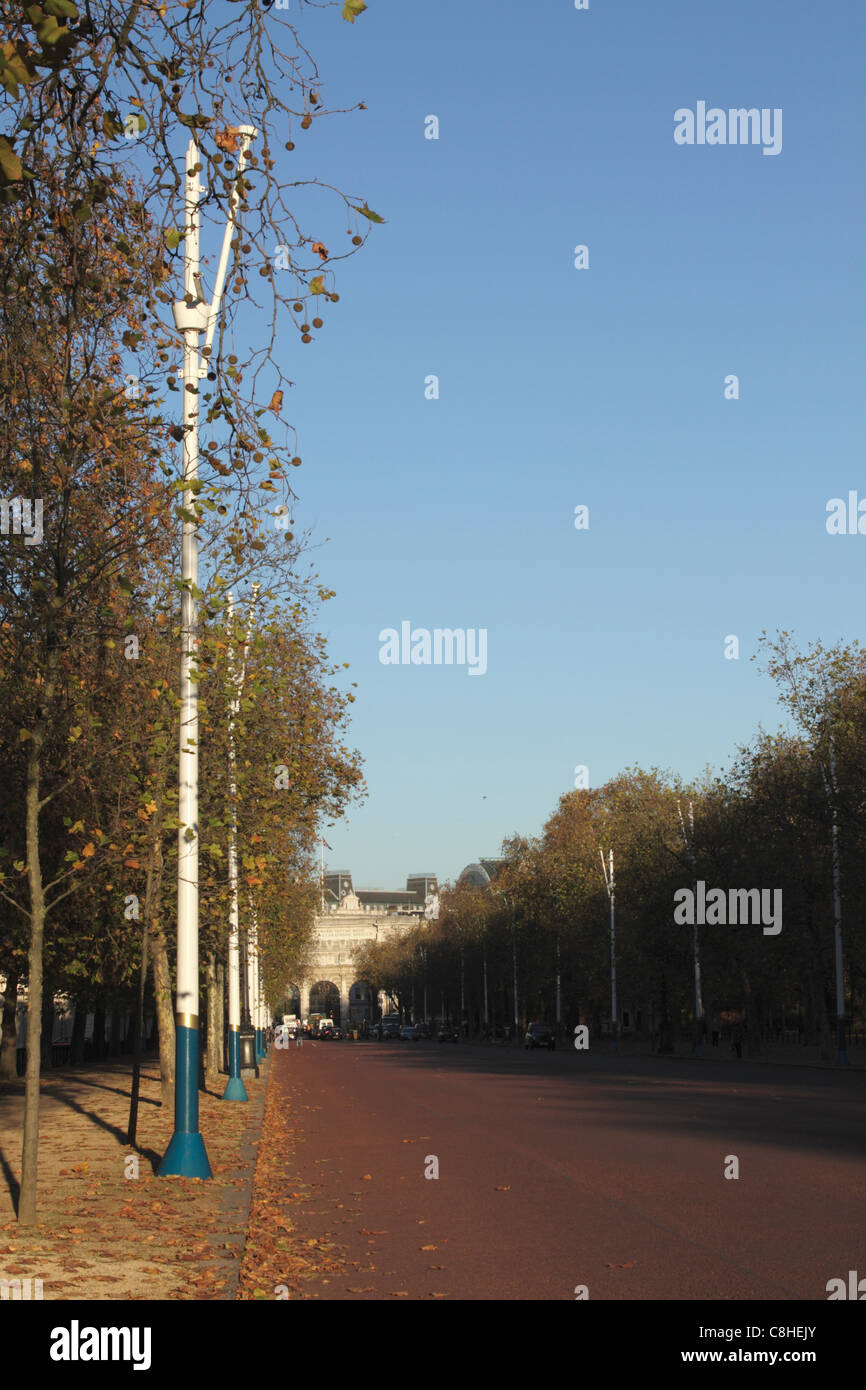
[256,1040,866,1301]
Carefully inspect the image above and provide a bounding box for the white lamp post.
[160,127,257,1177]
[223,584,259,1100]
[249,898,265,1061]
[824,732,849,1066]
[678,800,706,1057]
[600,847,617,1054]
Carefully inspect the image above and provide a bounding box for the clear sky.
[231,0,865,889]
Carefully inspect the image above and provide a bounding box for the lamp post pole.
[511,902,519,1046]
[600,848,617,1054]
[491,886,518,1044]
[160,127,257,1177]
[260,917,267,1050]
[825,733,849,1066]
[250,898,265,1061]
[223,585,258,1100]
[678,800,706,1057]
[555,933,562,1042]
[482,946,488,1035]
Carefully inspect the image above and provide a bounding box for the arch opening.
[309,980,341,1028]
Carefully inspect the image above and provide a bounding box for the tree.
[0,0,378,1218]
[0,156,170,1223]
[0,0,382,499]
[756,630,866,1059]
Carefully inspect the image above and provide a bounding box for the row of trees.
[355,634,866,1059]
[0,0,375,1221]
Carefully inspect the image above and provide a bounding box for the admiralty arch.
[283,871,439,1028]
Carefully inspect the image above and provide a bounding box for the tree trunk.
[19,722,48,1226]
[806,975,819,1046]
[40,980,55,1070]
[216,959,225,1075]
[150,922,175,1107]
[70,1004,86,1067]
[128,919,149,1147]
[805,907,832,1058]
[0,971,19,1081]
[818,986,833,1061]
[92,1007,106,1061]
[740,964,761,1057]
[657,976,674,1053]
[140,777,171,1104]
[206,952,220,1081]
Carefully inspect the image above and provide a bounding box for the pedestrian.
[732,1020,743,1059]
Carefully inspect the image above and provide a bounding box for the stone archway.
[309,980,341,1027]
[280,984,301,1019]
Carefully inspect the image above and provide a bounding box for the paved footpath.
[241,1041,866,1301]
[0,1058,266,1299]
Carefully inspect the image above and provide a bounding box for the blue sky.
[226,0,865,889]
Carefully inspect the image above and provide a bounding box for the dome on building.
[460,862,491,887]
[459,858,507,887]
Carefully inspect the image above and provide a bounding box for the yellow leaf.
[0,136,23,184]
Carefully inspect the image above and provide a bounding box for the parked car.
[383,1023,401,1040]
[399,1024,420,1041]
[524,1022,555,1051]
[438,1026,458,1043]
[416,1023,431,1039]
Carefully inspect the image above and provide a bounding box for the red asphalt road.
[267,1040,866,1301]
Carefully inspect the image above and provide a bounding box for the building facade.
[285,872,438,1028]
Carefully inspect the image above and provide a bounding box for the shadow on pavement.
[337,1041,866,1161]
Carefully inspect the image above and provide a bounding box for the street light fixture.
[160,127,257,1178]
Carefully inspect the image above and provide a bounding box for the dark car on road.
[438,1026,458,1043]
[383,1022,401,1040]
[524,1022,555,1051]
